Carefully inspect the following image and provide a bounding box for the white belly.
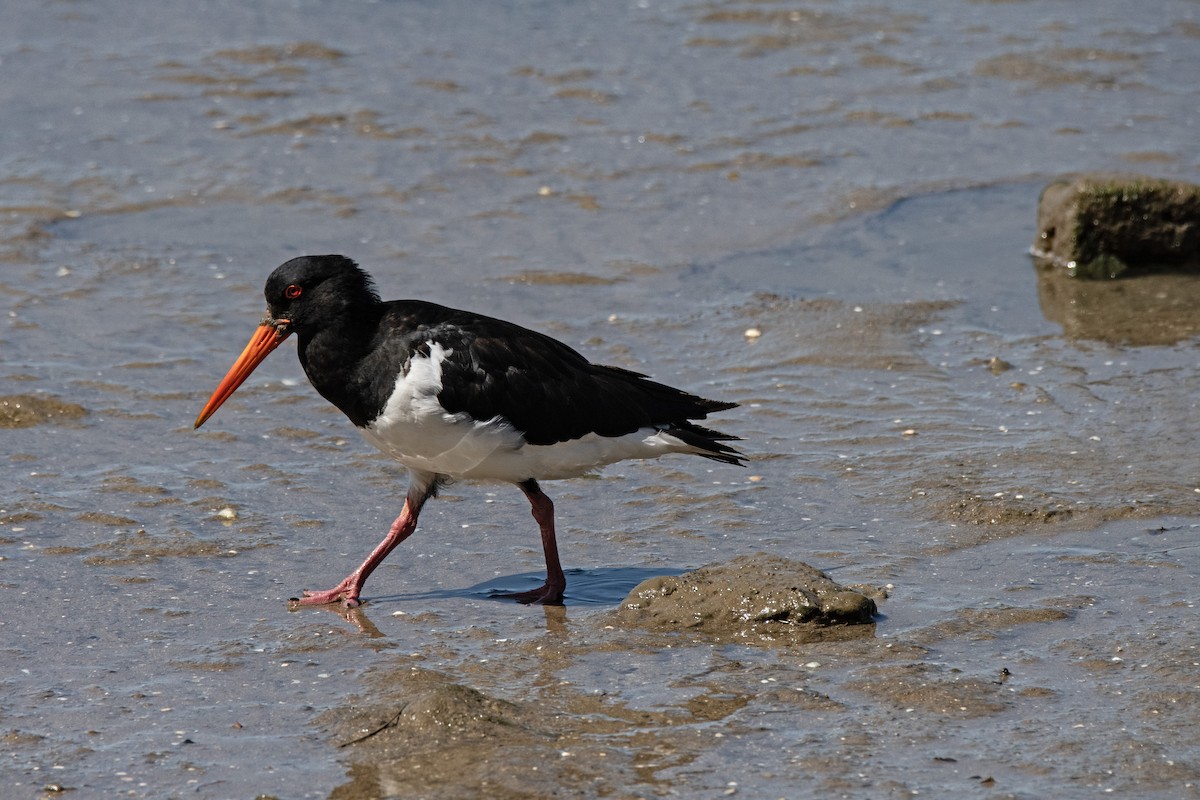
[359,342,700,482]
[362,407,697,482]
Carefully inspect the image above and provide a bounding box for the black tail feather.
[667,421,747,466]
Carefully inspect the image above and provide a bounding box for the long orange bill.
[194,321,291,429]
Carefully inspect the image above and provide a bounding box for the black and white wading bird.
[194,255,745,607]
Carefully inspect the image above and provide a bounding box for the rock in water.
[1033,174,1200,279]
[615,554,878,643]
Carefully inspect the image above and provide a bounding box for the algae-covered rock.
[1034,174,1200,279]
[614,554,877,643]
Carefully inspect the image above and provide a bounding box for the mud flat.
[321,555,882,799]
[3,1,1199,797]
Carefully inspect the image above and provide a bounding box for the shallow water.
[3,1,1199,797]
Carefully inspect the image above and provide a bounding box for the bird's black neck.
[295,306,390,427]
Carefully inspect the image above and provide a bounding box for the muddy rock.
[613,554,877,643]
[0,394,87,428]
[1033,174,1200,278]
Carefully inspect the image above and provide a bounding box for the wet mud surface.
[0,395,87,428]
[3,1,1200,798]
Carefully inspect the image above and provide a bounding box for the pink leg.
[296,488,428,608]
[499,479,566,605]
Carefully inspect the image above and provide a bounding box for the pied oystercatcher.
[195,255,744,606]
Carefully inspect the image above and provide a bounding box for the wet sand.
[2,1,1199,798]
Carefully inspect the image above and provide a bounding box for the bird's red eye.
[285,284,302,300]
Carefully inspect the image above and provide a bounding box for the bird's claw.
[291,578,362,607]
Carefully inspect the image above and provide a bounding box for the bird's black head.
[263,255,382,333]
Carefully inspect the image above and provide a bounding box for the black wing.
[380,301,741,459]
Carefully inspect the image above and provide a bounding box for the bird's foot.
[291,577,362,608]
[496,581,565,605]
